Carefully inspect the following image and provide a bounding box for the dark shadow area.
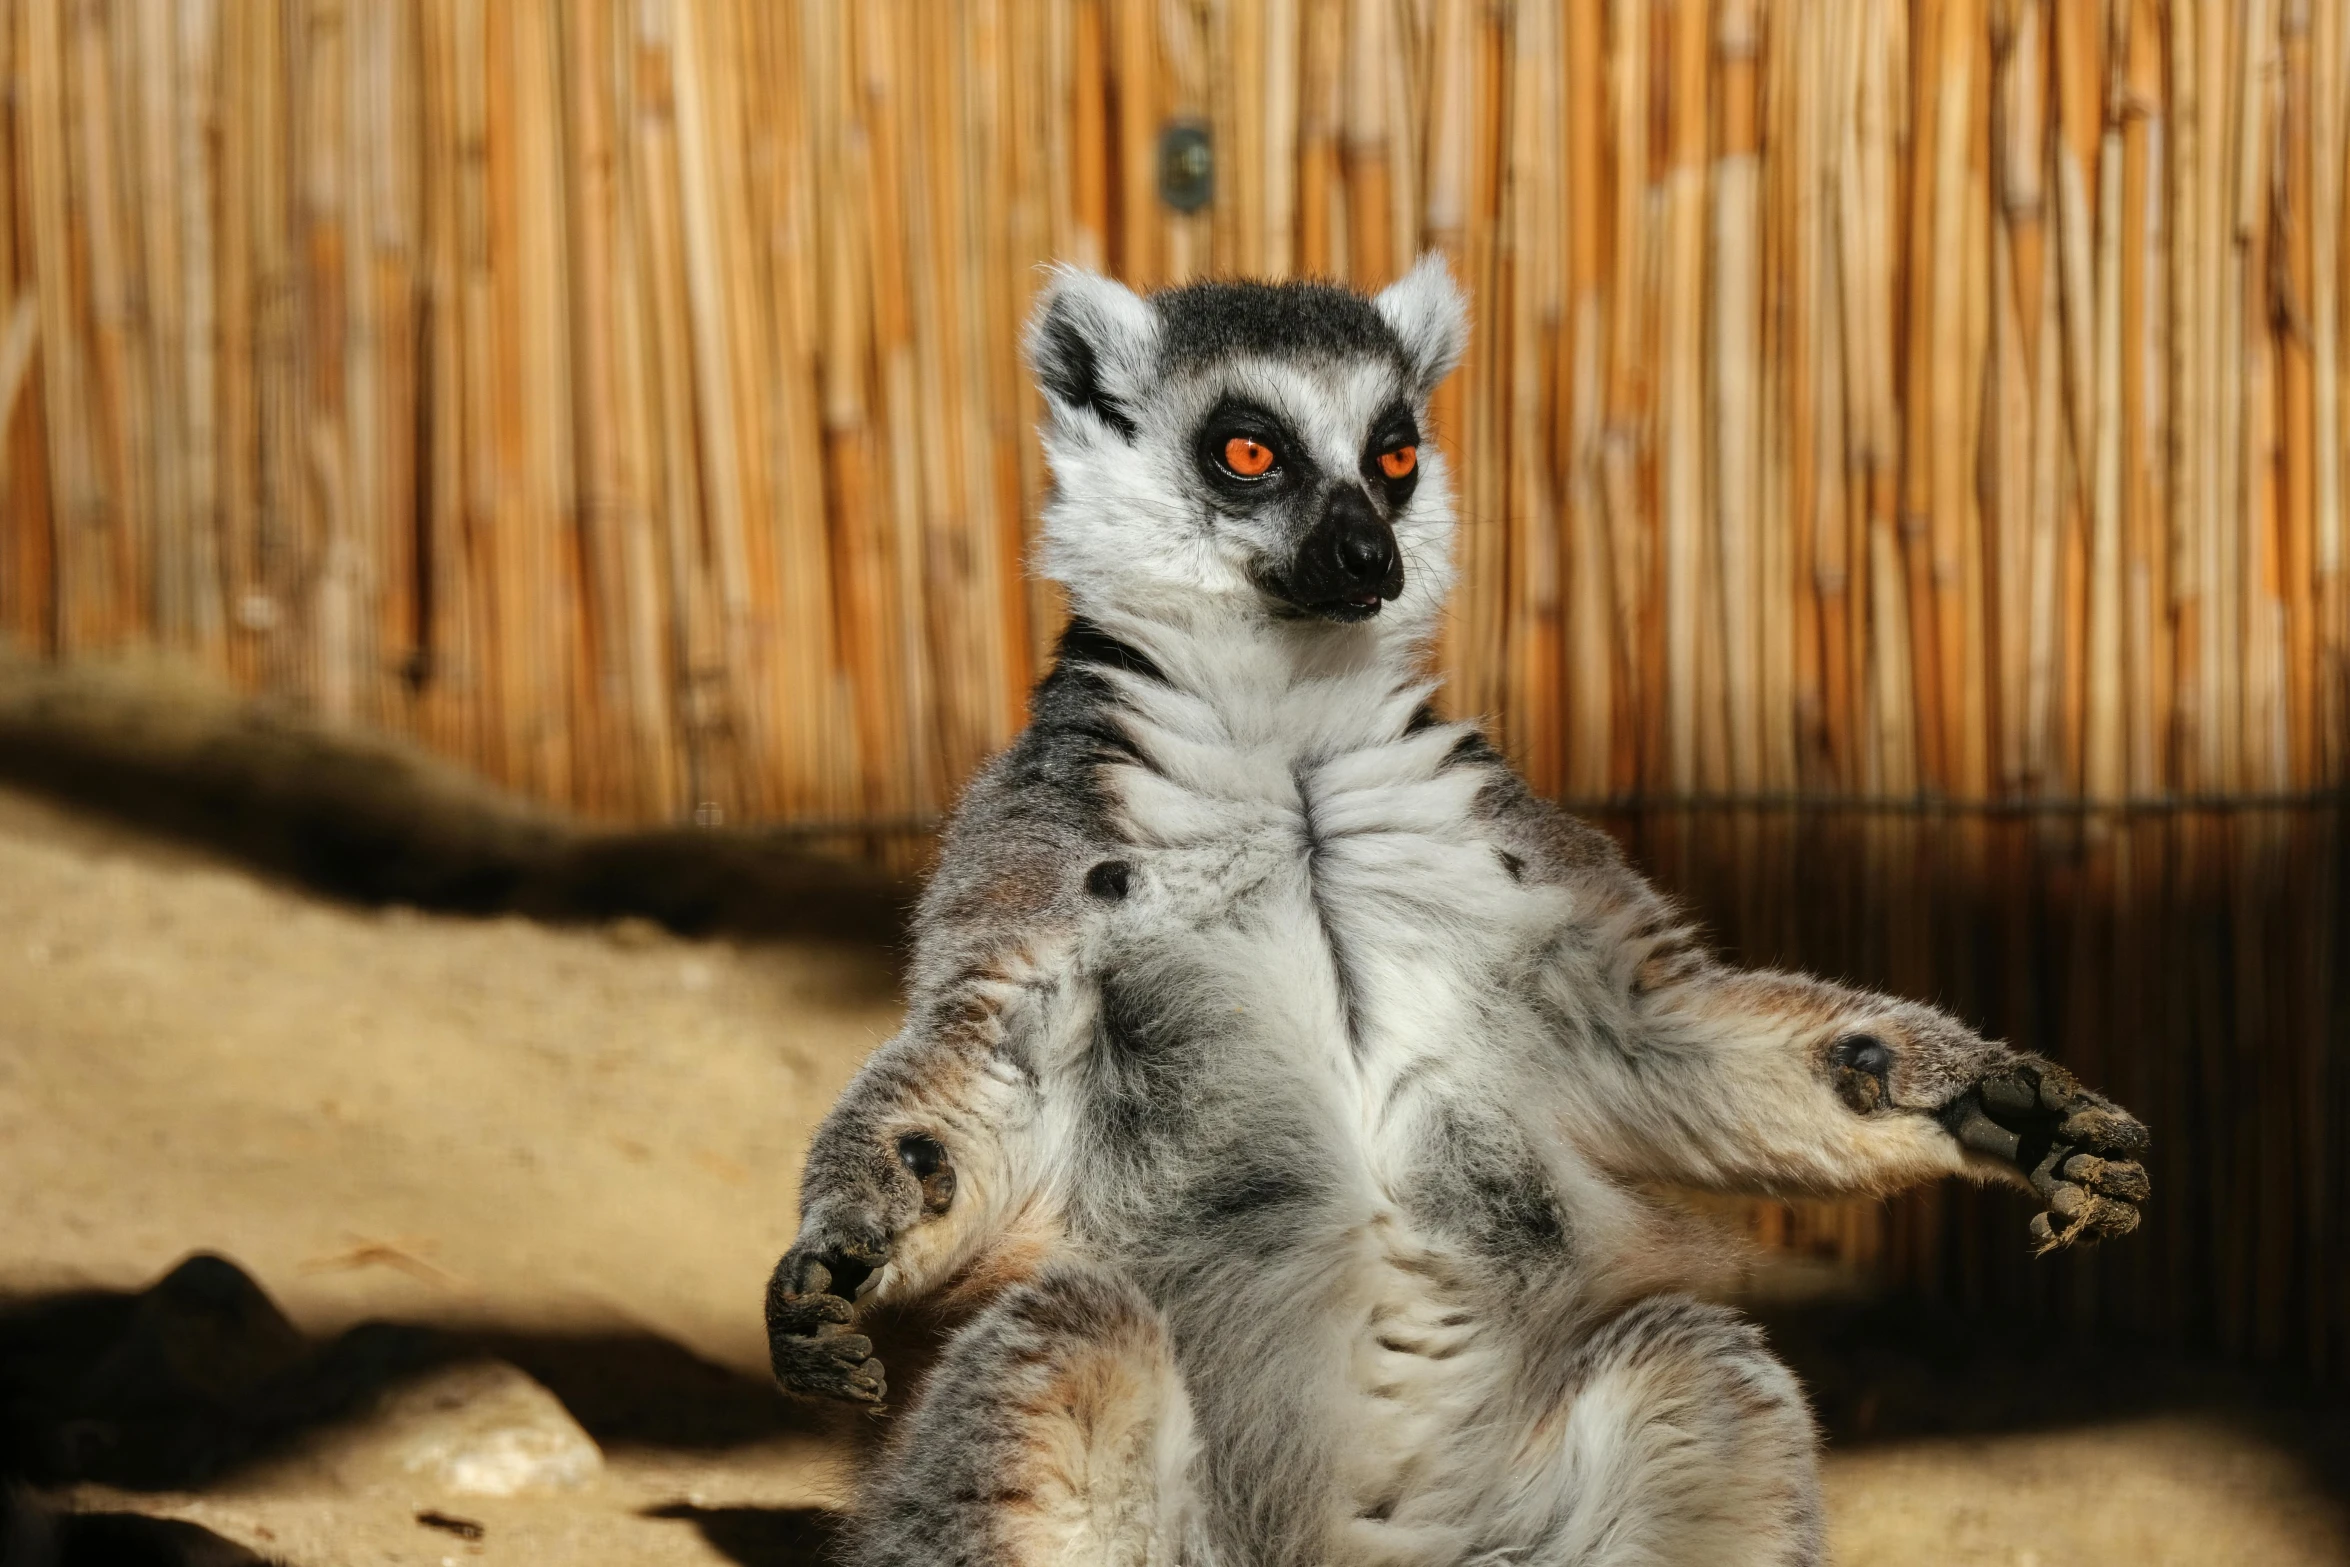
[0,656,919,945]
[0,1495,285,1567]
[7,1258,2347,1559]
[643,1503,844,1567]
[1753,1289,2350,1511]
[1599,801,2350,1388]
[0,1255,864,1495]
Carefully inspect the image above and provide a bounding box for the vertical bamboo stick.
[1112,0,1158,285]
[1342,0,1397,287]
[24,0,96,652]
[2052,0,2102,796]
[1714,0,1763,796]
[2316,0,2349,782]
[1898,0,1949,796]
[1659,0,1709,793]
[564,0,642,814]
[2168,0,2207,795]
[1261,0,1300,279]
[1988,0,2036,794]
[2084,20,2128,805]
[1501,0,1560,790]
[1160,0,1209,282]
[1923,0,1985,800]
[0,0,48,653]
[1069,0,1111,272]
[1560,0,1610,799]
[2120,0,2168,798]
[72,0,143,647]
[2233,1,2281,790]
[1227,0,1266,276]
[1297,0,1344,278]
[2279,0,2319,788]
[2203,0,2244,794]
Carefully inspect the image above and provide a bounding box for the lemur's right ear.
[1025,266,1158,440]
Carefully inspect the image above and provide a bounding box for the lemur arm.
[765,955,1061,1404]
[1505,800,2149,1248]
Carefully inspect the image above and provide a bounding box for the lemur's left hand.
[1938,1055,2150,1252]
[1827,1031,2149,1252]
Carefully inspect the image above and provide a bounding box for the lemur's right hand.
[765,1132,957,1405]
[766,1234,891,1404]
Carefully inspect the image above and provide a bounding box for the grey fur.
[769,258,2149,1566]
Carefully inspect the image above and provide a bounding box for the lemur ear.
[1374,252,1469,398]
[1025,266,1159,440]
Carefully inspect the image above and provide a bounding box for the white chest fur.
[1093,659,1577,1558]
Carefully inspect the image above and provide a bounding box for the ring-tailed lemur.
[767,256,2150,1567]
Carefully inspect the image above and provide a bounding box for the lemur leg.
[845,1262,1197,1567]
[1508,1295,1822,1567]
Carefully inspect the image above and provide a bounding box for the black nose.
[1335,516,1395,585]
[1322,487,1400,594]
[1276,486,1405,619]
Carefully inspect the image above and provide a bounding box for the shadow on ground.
[0,1255,877,1495]
[1753,1290,2350,1505]
[0,1252,906,1564]
[642,1503,844,1567]
[0,655,919,945]
[0,1499,285,1567]
[7,1252,2346,1567]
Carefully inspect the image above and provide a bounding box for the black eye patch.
[1363,404,1421,504]
[1195,397,1314,499]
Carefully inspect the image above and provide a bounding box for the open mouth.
[1306,592,1386,623]
[1254,569,1397,624]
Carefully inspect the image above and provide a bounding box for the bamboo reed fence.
[0,2,2343,1377]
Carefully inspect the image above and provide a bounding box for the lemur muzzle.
[1293,485,1404,614]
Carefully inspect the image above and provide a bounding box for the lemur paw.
[764,1133,956,1405]
[1937,1057,2151,1253]
[766,1243,890,1405]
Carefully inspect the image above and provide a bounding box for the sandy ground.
[1,776,2345,1566]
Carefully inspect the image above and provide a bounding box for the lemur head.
[1024,255,1468,639]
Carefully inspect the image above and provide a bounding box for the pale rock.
[335,1359,603,1497]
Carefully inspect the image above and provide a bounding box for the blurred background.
[0,2,2344,1564]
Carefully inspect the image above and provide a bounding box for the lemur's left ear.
[1025,265,1159,441]
[1374,253,1469,398]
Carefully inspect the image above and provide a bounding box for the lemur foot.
[1938,1058,2150,1253]
[766,1247,889,1405]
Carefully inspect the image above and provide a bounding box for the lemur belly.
[1118,757,1561,1558]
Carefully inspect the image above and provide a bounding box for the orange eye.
[1380,445,1418,480]
[1223,436,1276,477]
